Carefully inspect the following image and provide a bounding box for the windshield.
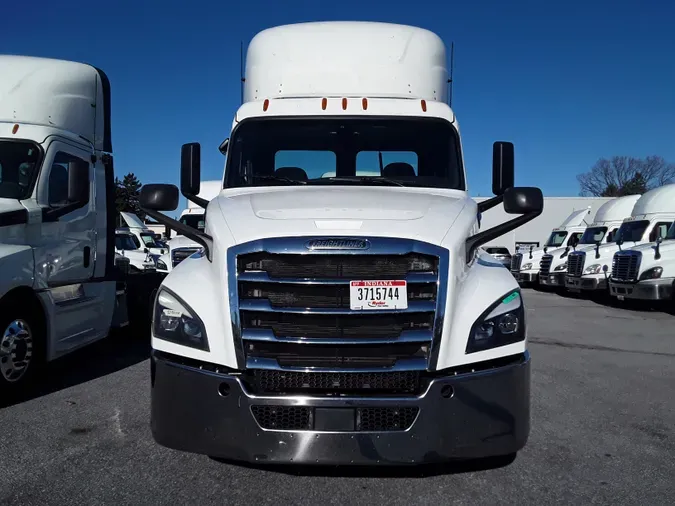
[545,231,568,247]
[224,117,464,190]
[179,214,205,232]
[0,141,41,199]
[115,235,138,251]
[140,232,162,248]
[579,226,607,245]
[614,220,649,243]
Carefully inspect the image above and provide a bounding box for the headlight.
[521,263,532,270]
[584,264,603,274]
[153,288,209,351]
[157,259,167,270]
[639,267,663,281]
[466,290,525,354]
[554,262,568,271]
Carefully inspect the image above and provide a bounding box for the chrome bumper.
[565,275,607,291]
[539,272,566,287]
[513,271,538,283]
[609,279,674,301]
[150,351,530,465]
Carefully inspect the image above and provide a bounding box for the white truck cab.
[0,55,127,393]
[114,230,158,272]
[539,195,640,288]
[510,207,590,283]
[156,180,220,273]
[118,211,167,256]
[140,21,544,465]
[609,192,675,302]
[565,184,675,293]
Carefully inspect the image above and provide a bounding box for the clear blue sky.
[4,0,674,197]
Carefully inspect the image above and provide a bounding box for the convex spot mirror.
[503,187,544,215]
[140,184,179,212]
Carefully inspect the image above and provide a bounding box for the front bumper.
[565,275,607,291]
[513,271,538,283]
[151,351,530,465]
[539,272,566,287]
[609,279,674,300]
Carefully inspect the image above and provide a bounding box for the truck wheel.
[0,302,45,395]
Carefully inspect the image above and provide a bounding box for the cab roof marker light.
[262,99,269,111]
[321,98,327,110]
[362,98,368,110]
[421,99,427,112]
[12,124,19,134]
[342,97,347,110]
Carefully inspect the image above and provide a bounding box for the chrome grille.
[511,253,523,272]
[611,251,641,281]
[567,252,586,277]
[171,247,199,267]
[539,254,553,276]
[228,237,448,375]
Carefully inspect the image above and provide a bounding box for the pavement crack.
[528,337,675,357]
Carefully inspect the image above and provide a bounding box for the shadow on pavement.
[210,452,518,478]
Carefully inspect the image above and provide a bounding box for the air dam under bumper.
[565,275,607,291]
[539,272,566,287]
[609,279,674,300]
[150,352,530,465]
[513,271,538,283]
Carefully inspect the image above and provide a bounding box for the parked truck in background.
[141,21,543,465]
[156,180,220,273]
[565,184,675,294]
[0,55,136,394]
[510,207,590,284]
[538,195,640,289]
[609,195,675,304]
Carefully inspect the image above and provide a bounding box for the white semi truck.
[156,180,220,273]
[538,195,640,288]
[565,184,675,294]
[0,55,134,393]
[141,21,543,465]
[510,208,590,284]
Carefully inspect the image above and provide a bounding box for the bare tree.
[577,156,675,196]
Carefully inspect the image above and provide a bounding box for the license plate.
[617,295,625,301]
[350,280,407,310]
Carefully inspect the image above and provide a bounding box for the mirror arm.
[655,242,661,260]
[466,209,543,263]
[141,207,213,261]
[476,195,504,214]
[183,193,210,209]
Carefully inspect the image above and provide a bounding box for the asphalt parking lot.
[1,289,673,505]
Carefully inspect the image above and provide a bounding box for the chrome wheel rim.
[0,319,33,383]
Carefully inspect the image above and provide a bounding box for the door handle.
[84,246,91,268]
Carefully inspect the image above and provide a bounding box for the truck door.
[35,140,111,355]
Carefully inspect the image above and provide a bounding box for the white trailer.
[0,55,131,393]
[141,21,543,465]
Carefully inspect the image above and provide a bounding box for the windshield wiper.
[251,175,307,185]
[316,176,406,187]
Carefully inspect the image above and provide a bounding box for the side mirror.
[181,142,201,197]
[68,159,90,204]
[503,187,543,214]
[492,141,515,196]
[144,247,149,254]
[140,184,179,211]
[656,236,663,245]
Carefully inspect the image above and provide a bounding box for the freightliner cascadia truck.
[141,21,544,465]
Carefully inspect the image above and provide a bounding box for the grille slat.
[611,252,641,281]
[511,253,523,272]
[171,247,199,267]
[539,254,553,276]
[567,253,586,277]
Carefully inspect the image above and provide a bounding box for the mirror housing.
[68,160,90,205]
[140,184,179,212]
[181,143,209,208]
[492,142,515,196]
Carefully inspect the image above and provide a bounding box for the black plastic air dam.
[150,351,530,465]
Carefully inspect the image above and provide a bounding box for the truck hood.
[628,240,675,276]
[168,235,202,251]
[624,239,675,256]
[213,186,469,244]
[571,241,646,269]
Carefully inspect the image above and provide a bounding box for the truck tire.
[0,299,46,396]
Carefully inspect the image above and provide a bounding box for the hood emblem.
[305,238,370,251]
